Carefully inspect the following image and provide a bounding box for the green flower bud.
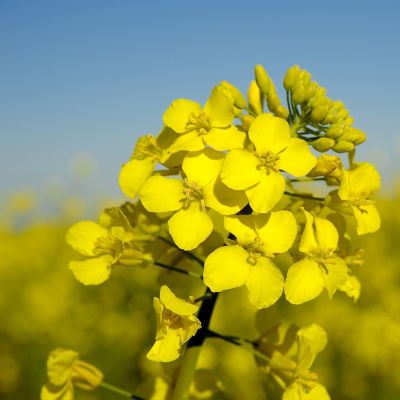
[311,137,336,152]
[254,64,271,95]
[333,140,355,153]
[283,65,300,91]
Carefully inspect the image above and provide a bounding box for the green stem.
[153,261,202,279]
[206,330,270,363]
[288,177,326,183]
[284,191,325,201]
[99,381,145,399]
[157,236,204,267]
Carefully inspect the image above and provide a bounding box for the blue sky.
[1,0,399,200]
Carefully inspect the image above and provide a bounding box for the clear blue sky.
[1,0,399,200]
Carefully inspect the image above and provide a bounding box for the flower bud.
[266,93,281,112]
[292,84,306,104]
[350,128,367,144]
[241,114,255,131]
[308,154,342,178]
[283,65,300,91]
[333,140,355,153]
[254,64,271,95]
[326,123,344,139]
[310,105,329,123]
[220,80,247,109]
[275,104,289,119]
[311,137,336,152]
[247,80,263,116]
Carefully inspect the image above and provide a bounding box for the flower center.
[311,249,335,265]
[162,309,181,327]
[182,180,204,209]
[134,135,163,160]
[186,112,211,135]
[256,151,280,173]
[245,237,266,265]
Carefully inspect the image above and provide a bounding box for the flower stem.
[284,191,325,201]
[153,261,202,279]
[99,381,145,399]
[171,290,218,400]
[157,236,204,267]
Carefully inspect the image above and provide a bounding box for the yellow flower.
[282,325,330,400]
[119,129,182,199]
[147,286,201,362]
[66,204,153,285]
[338,162,381,234]
[203,211,297,308]
[164,85,246,152]
[41,348,103,400]
[139,148,247,250]
[284,209,348,304]
[221,113,317,213]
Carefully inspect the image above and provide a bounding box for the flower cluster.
[59,64,381,399]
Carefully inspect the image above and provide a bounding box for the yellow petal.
[69,255,114,285]
[224,215,257,246]
[146,328,182,362]
[339,274,361,301]
[299,210,318,254]
[203,245,251,292]
[47,348,78,386]
[41,383,74,400]
[204,86,235,127]
[285,258,324,304]
[66,221,108,256]
[168,202,213,250]
[163,99,202,133]
[248,113,291,154]
[167,131,205,153]
[277,138,316,176]
[203,177,248,216]
[304,384,331,400]
[315,216,338,251]
[352,204,381,235]
[339,162,380,200]
[245,257,284,308]
[255,211,297,254]
[245,171,285,213]
[183,148,224,187]
[204,126,246,151]
[221,149,262,191]
[118,158,155,198]
[160,285,199,316]
[323,257,348,298]
[139,176,184,212]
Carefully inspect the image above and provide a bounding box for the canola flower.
[57,64,382,399]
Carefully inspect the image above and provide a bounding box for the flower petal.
[146,328,182,362]
[245,171,285,213]
[277,138,316,176]
[352,204,381,235]
[183,148,224,187]
[285,258,324,304]
[245,257,284,308]
[160,285,199,316]
[204,86,235,127]
[255,210,297,254]
[298,210,318,254]
[66,221,108,256]
[204,126,246,151]
[69,255,114,285]
[315,216,338,251]
[204,177,248,216]
[139,176,184,212]
[221,149,262,190]
[167,131,205,153]
[118,158,155,198]
[323,257,348,298]
[248,113,291,154]
[168,202,213,250]
[163,99,202,133]
[203,245,251,292]
[224,215,257,246]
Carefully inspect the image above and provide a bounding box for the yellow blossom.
[163,85,245,152]
[221,113,316,213]
[41,348,103,400]
[147,286,201,362]
[285,209,348,304]
[204,211,297,308]
[139,148,247,250]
